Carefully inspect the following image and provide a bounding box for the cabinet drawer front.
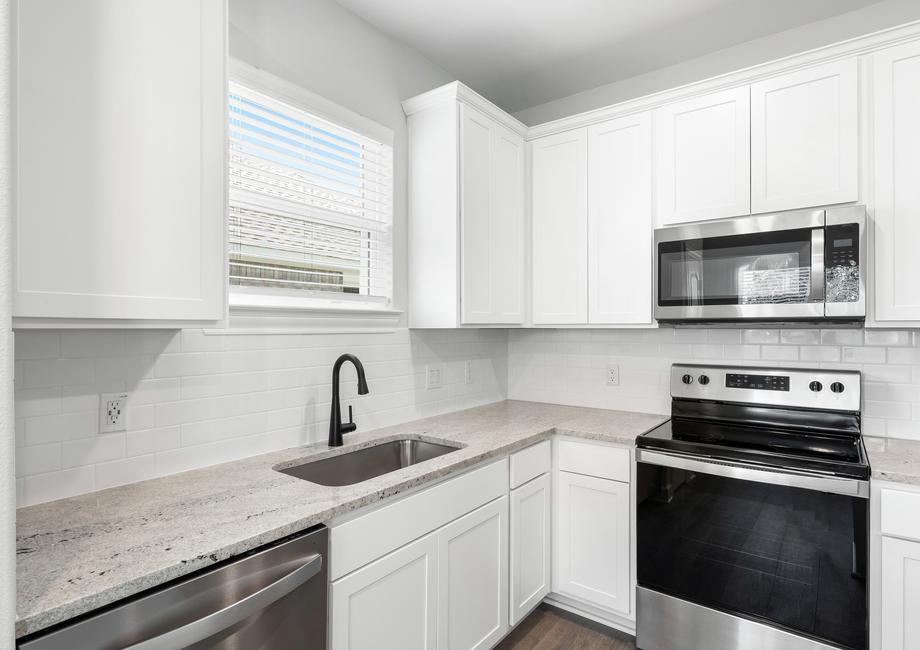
[556,439,629,482]
[510,440,551,489]
[331,459,508,580]
[881,487,920,541]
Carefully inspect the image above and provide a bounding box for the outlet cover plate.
[426,364,443,390]
[100,392,128,433]
[464,360,472,385]
[606,365,620,386]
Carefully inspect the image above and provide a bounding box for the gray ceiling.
[334,0,886,113]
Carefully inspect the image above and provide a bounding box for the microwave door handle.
[125,553,323,650]
[811,228,825,302]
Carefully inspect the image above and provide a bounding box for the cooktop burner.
[636,363,871,480]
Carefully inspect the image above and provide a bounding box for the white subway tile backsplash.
[15,329,508,506]
[780,329,821,345]
[508,327,920,447]
[864,330,911,346]
[742,329,780,344]
[761,346,799,361]
[842,347,886,364]
[23,467,95,505]
[62,434,126,468]
[888,347,920,364]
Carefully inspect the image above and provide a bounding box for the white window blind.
[228,81,393,302]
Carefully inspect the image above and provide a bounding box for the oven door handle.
[636,449,868,498]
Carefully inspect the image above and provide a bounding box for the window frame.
[226,59,399,324]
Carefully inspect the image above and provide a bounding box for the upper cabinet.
[872,41,920,323]
[531,129,589,325]
[460,106,526,325]
[404,83,526,328]
[588,114,653,325]
[654,87,751,225]
[751,59,858,214]
[14,0,227,325]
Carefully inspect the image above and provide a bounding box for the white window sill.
[208,294,403,335]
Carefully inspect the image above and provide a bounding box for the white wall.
[0,0,14,643]
[11,0,510,509]
[514,0,920,125]
[509,328,920,441]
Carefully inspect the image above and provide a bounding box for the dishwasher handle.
[126,553,323,650]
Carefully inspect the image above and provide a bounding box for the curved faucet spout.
[329,354,369,447]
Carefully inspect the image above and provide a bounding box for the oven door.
[636,450,868,650]
[655,210,826,321]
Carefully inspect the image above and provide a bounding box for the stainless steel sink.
[277,439,461,487]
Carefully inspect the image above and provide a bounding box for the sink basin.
[277,439,461,486]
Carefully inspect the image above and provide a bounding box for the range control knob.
[698,375,710,385]
[830,381,845,394]
[809,381,823,392]
[681,374,694,385]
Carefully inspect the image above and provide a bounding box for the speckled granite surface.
[865,436,920,487]
[15,400,666,639]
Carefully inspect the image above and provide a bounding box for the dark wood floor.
[496,604,636,650]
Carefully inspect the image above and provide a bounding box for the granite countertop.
[15,399,667,639]
[864,436,920,487]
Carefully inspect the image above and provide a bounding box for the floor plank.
[496,604,636,650]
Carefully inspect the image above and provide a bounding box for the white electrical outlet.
[606,365,620,386]
[464,360,473,385]
[426,364,443,389]
[100,392,128,433]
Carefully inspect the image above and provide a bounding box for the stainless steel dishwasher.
[19,525,327,650]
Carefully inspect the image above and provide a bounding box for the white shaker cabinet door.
[510,473,551,625]
[881,536,920,650]
[655,86,750,225]
[553,471,631,615]
[587,113,653,325]
[460,105,525,325]
[751,59,858,214]
[331,533,438,650]
[14,0,226,322]
[437,497,509,650]
[531,129,589,324]
[872,40,920,322]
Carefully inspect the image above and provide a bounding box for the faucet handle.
[348,404,353,424]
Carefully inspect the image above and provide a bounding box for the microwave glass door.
[658,228,822,307]
[636,461,867,650]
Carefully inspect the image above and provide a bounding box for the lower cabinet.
[510,473,552,624]
[330,496,509,650]
[330,533,439,650]
[880,536,920,650]
[553,470,631,615]
[439,497,510,650]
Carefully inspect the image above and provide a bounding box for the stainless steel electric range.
[636,364,869,650]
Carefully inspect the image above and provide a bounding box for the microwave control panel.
[826,222,860,269]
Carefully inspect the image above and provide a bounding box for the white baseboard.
[542,593,636,636]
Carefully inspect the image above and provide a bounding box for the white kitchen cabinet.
[510,473,551,625]
[460,105,526,325]
[403,82,526,328]
[331,533,439,650]
[438,497,509,650]
[587,113,653,325]
[880,536,920,650]
[655,87,750,224]
[751,59,858,214]
[553,470,630,615]
[531,129,589,324]
[13,0,226,325]
[872,40,920,323]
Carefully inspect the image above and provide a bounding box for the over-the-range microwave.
[654,205,866,324]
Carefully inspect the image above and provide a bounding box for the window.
[227,76,393,309]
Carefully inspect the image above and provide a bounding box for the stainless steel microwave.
[654,205,866,323]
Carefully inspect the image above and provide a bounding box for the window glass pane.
[227,81,393,301]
